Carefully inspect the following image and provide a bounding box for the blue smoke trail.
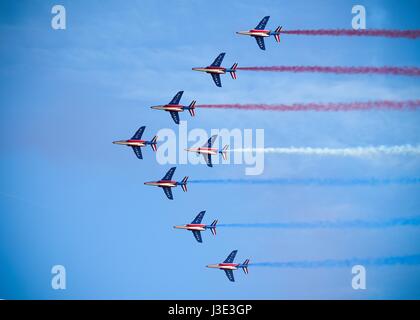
[217,216,420,229]
[251,254,420,268]
[189,177,420,186]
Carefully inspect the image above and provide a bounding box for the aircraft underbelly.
[188,227,206,231]
[158,183,176,187]
[252,32,269,37]
[199,150,217,155]
[220,266,237,270]
[127,142,145,147]
[208,69,225,74]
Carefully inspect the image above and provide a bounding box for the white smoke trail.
[230,145,420,157]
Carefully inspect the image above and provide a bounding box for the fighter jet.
[192,53,238,87]
[173,211,218,243]
[236,16,282,50]
[185,135,229,167]
[144,167,188,200]
[112,126,158,159]
[206,250,250,282]
[150,91,196,125]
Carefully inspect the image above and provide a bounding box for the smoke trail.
[236,66,420,76]
[280,29,420,39]
[229,145,420,157]
[189,177,420,186]
[197,100,420,112]
[251,254,420,268]
[217,216,420,229]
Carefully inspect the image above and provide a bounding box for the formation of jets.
[191,16,281,87]
[113,17,281,282]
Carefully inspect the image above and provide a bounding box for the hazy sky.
[1,0,420,299]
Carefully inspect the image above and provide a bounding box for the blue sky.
[1,0,420,299]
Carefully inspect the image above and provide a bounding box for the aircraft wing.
[255,16,270,30]
[255,36,266,50]
[170,111,180,124]
[205,135,218,148]
[131,126,145,140]
[211,74,222,87]
[132,146,143,159]
[224,250,238,263]
[162,187,173,200]
[202,153,212,167]
[210,53,225,67]
[192,230,203,243]
[224,269,235,282]
[169,91,184,105]
[162,167,176,180]
[192,210,206,224]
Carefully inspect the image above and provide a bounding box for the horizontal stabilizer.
[181,176,188,192]
[242,259,250,274]
[188,100,196,117]
[150,136,158,152]
[210,219,218,235]
[274,26,282,42]
[220,145,229,160]
[230,63,238,79]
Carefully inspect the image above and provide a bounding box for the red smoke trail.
[197,100,420,112]
[236,66,420,76]
[280,29,420,39]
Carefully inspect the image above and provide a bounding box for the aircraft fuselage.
[174,224,206,231]
[112,139,147,147]
[151,104,185,112]
[237,29,271,37]
[207,263,239,270]
[192,67,226,74]
[186,147,218,155]
[144,180,177,188]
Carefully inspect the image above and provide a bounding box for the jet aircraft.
[192,53,238,87]
[144,167,188,200]
[150,91,196,124]
[112,126,157,159]
[185,135,228,167]
[173,210,218,243]
[206,250,250,282]
[236,16,282,50]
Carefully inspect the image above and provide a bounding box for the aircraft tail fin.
[188,100,196,117]
[274,26,282,42]
[150,136,158,152]
[230,63,238,80]
[210,219,218,235]
[181,176,188,192]
[242,259,250,274]
[220,145,229,160]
